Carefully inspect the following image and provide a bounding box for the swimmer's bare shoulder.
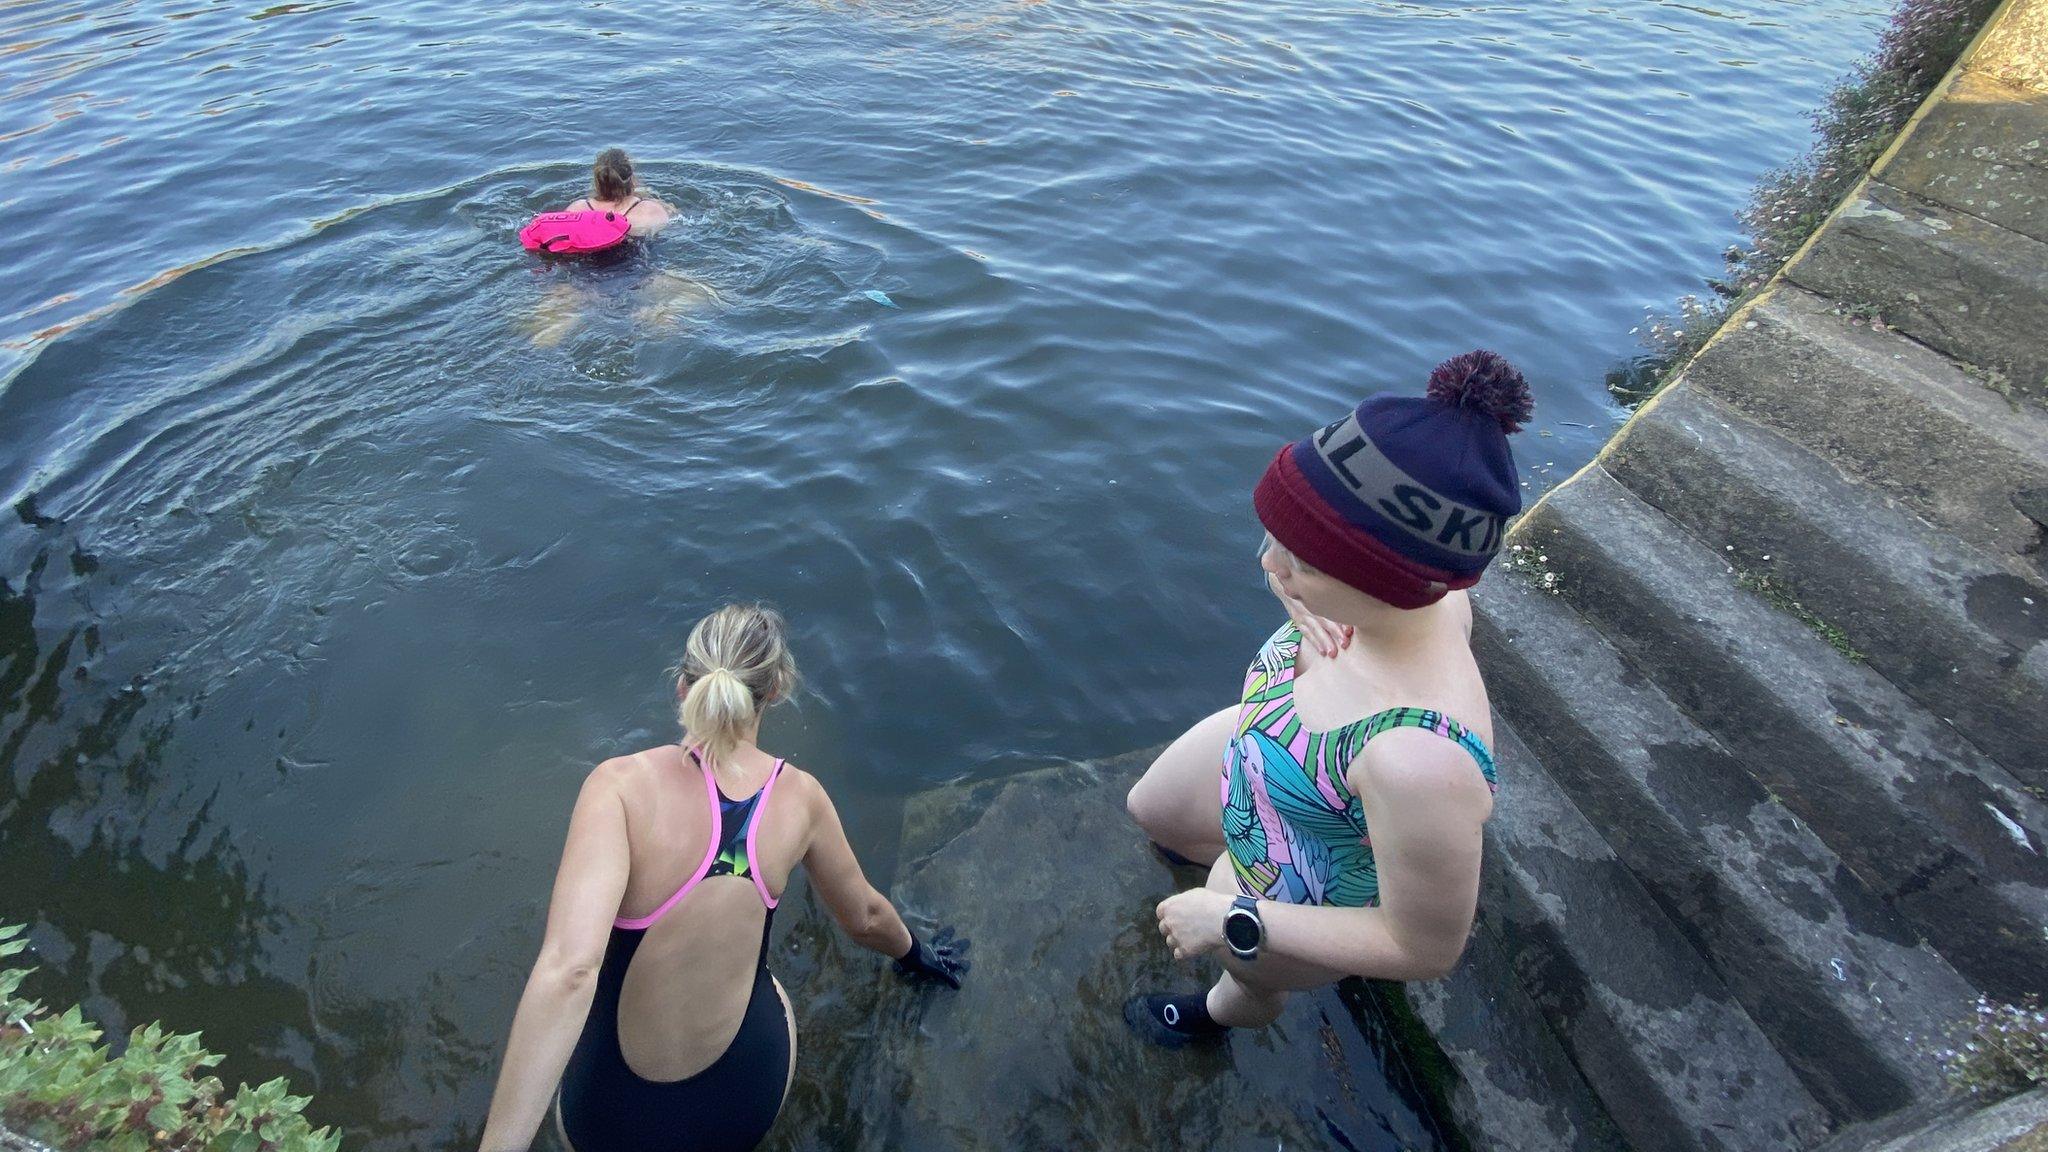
[626,197,674,236]
[591,745,675,797]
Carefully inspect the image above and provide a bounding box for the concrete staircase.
[1421,5,2048,1149]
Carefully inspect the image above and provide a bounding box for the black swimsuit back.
[557,778,791,1152]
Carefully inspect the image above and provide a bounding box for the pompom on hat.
[1253,350,1533,609]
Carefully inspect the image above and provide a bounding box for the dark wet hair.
[592,148,635,203]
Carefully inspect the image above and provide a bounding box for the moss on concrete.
[1735,568,1868,661]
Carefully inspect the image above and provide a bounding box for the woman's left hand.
[1268,571,1353,659]
[1155,889,1231,961]
[893,927,971,989]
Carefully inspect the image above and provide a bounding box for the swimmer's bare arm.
[478,765,632,1152]
[799,771,915,958]
[1156,731,1491,981]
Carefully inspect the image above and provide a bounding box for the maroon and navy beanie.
[1253,350,1534,609]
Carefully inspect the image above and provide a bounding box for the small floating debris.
[863,289,898,308]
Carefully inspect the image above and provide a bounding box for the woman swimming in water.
[522,147,709,345]
[565,147,673,237]
[477,603,968,1152]
[1123,351,1531,1044]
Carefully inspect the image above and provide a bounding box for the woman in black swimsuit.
[477,603,967,1152]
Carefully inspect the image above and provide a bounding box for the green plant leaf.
[0,928,344,1151]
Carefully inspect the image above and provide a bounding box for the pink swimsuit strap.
[613,751,784,930]
[746,761,786,911]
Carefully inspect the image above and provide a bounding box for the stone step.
[1971,0,2048,98]
[1514,466,2048,1003]
[1684,284,2048,568]
[1474,568,1977,1123]
[1604,382,2048,791]
[1479,722,1831,1151]
[1387,918,1633,1152]
[1786,180,2048,405]
[1820,1087,2048,1152]
[1878,69,2048,245]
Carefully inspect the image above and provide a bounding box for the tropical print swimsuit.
[1222,622,1499,908]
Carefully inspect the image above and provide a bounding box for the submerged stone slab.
[1514,468,2048,1002]
[856,752,1458,1152]
[753,751,1623,1152]
[1881,70,2048,243]
[1609,383,2048,791]
[1685,285,2048,565]
[1788,182,2048,404]
[1476,569,1975,1124]
[757,882,916,1152]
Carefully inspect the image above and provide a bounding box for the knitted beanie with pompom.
[1252,350,1533,609]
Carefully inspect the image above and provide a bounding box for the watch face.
[1224,910,1260,952]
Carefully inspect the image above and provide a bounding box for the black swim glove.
[894,926,970,989]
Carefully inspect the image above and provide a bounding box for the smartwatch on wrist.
[1223,895,1264,961]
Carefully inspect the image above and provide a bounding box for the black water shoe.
[1124,992,1229,1048]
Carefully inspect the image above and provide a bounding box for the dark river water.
[4,0,1885,1147]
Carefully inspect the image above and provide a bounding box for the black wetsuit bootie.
[1124,993,1230,1048]
[1149,841,1202,869]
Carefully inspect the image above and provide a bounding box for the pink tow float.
[518,209,631,255]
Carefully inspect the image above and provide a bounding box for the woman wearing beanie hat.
[1123,351,1530,1045]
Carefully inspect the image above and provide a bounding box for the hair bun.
[1425,349,1534,435]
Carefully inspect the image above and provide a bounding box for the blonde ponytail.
[680,667,755,766]
[674,603,799,768]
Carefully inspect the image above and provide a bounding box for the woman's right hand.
[1268,572,1352,659]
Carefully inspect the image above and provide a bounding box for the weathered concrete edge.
[1858,1089,2048,1152]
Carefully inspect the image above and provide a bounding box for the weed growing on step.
[1611,0,2002,407]
[1963,361,2019,405]
[1501,543,1562,593]
[1832,300,1891,331]
[1937,994,2048,1098]
[0,924,340,1152]
[1734,569,1866,661]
